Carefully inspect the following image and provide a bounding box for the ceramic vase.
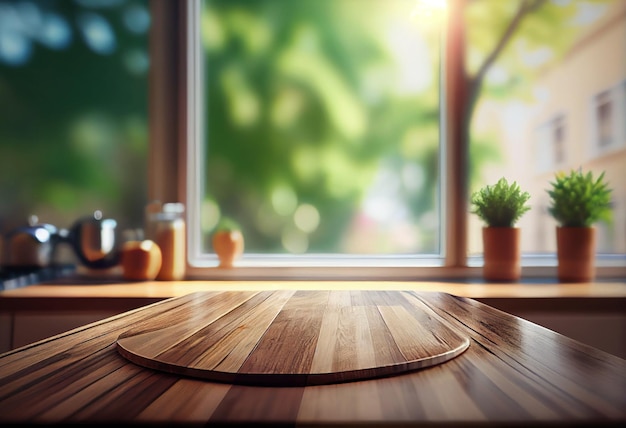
[212,230,244,268]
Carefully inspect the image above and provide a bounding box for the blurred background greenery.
[0,0,149,234]
[200,0,443,255]
[1,0,620,258]
[202,0,442,253]
[199,0,610,255]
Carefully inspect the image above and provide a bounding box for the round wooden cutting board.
[116,290,470,386]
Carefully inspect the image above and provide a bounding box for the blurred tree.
[0,0,611,255]
[463,0,610,182]
[202,0,608,254]
[203,0,442,253]
[0,0,149,233]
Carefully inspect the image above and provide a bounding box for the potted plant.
[471,177,531,282]
[547,169,612,282]
[212,217,244,268]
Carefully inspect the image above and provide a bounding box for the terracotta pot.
[212,230,244,268]
[482,227,521,282]
[556,227,596,283]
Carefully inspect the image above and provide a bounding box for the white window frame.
[150,0,626,280]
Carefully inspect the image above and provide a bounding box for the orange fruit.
[120,240,162,280]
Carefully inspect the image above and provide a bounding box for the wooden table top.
[1,290,625,426]
[116,290,470,386]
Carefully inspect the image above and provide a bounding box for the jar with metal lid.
[149,203,186,281]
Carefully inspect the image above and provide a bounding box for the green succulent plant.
[547,169,612,227]
[471,177,531,227]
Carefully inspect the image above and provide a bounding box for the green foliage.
[0,0,150,231]
[547,170,612,227]
[466,0,583,101]
[471,178,531,227]
[215,216,242,232]
[204,0,443,252]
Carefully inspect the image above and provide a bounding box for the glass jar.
[149,203,186,281]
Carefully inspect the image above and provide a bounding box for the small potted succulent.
[547,169,612,282]
[212,217,244,268]
[471,177,531,281]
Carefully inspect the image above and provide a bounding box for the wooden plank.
[116,291,261,357]
[236,290,330,383]
[195,290,296,373]
[135,379,232,423]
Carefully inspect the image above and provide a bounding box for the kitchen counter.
[1,279,625,357]
[1,288,625,426]
[1,277,625,310]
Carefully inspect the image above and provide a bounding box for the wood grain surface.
[1,290,625,426]
[115,290,470,386]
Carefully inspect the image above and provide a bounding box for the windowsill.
[183,267,626,282]
[183,254,626,281]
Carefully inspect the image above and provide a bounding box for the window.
[465,0,626,264]
[3,0,624,280]
[590,81,626,156]
[201,0,442,255]
[177,0,626,278]
[594,90,613,148]
[186,0,448,276]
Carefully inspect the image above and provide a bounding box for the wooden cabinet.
[1,310,128,352]
[520,312,625,358]
[479,299,626,358]
[0,312,11,352]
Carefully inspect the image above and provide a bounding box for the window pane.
[0,1,150,244]
[467,0,626,256]
[200,0,443,257]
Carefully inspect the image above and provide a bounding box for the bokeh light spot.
[271,185,297,216]
[78,12,116,55]
[282,227,308,254]
[294,204,320,233]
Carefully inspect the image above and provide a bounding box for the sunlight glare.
[410,0,447,21]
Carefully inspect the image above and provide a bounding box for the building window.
[595,90,613,148]
[590,82,626,156]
